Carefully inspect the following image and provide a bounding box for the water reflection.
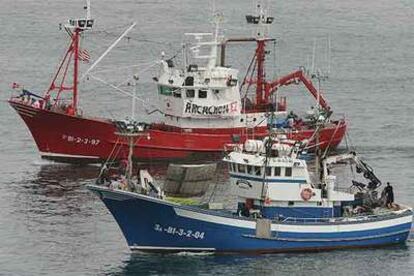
[9,164,97,218]
[106,244,412,276]
[35,164,100,183]
[18,162,170,194]
[9,161,224,216]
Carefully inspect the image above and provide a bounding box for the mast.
[255,40,266,105]
[132,75,137,119]
[86,0,91,19]
[44,0,94,114]
[245,0,274,107]
[114,123,146,191]
[221,3,332,113]
[73,29,80,111]
[127,133,135,185]
[208,10,222,69]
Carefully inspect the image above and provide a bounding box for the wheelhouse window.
[238,164,246,174]
[271,149,279,157]
[231,163,236,172]
[254,166,261,176]
[274,167,281,176]
[198,89,207,98]
[173,89,182,98]
[184,76,194,86]
[246,165,253,175]
[265,167,272,176]
[228,163,233,172]
[186,89,195,98]
[158,85,172,96]
[285,167,292,177]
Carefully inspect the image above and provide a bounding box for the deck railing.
[279,208,411,224]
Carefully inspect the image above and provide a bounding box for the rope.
[91,61,156,75]
[88,74,158,112]
[345,130,356,152]
[322,119,344,158]
[99,130,146,178]
[207,164,221,205]
[344,130,355,178]
[114,61,161,88]
[260,136,273,207]
[240,53,256,93]
[242,58,258,101]
[306,121,325,146]
[98,137,121,178]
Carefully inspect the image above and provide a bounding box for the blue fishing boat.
[87,123,413,253]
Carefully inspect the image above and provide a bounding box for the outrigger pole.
[81,22,137,81]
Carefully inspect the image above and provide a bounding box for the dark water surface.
[0,0,413,275]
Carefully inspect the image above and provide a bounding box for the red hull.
[9,100,347,163]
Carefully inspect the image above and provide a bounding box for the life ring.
[300,188,313,201]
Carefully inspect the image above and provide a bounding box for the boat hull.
[88,185,413,254]
[9,100,347,163]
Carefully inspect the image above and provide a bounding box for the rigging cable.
[344,130,355,179]
[260,134,273,208]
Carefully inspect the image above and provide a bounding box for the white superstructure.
[223,137,355,218]
[155,21,268,130]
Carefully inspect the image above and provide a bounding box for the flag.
[78,48,90,63]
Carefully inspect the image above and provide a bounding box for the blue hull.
[88,186,413,253]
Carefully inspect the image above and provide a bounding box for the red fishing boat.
[8,2,346,163]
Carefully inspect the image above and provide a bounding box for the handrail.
[279,208,411,224]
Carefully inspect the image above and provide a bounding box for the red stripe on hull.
[9,100,347,163]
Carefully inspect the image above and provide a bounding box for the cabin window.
[238,164,246,174]
[198,90,207,98]
[274,167,281,176]
[254,166,261,176]
[173,89,182,98]
[246,165,253,175]
[86,20,94,28]
[271,149,279,157]
[184,76,194,86]
[231,163,236,172]
[228,163,233,172]
[158,85,172,96]
[288,201,294,206]
[265,167,272,176]
[285,167,292,177]
[186,89,195,98]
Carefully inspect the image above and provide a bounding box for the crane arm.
[323,152,360,166]
[267,69,330,110]
[322,152,382,190]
